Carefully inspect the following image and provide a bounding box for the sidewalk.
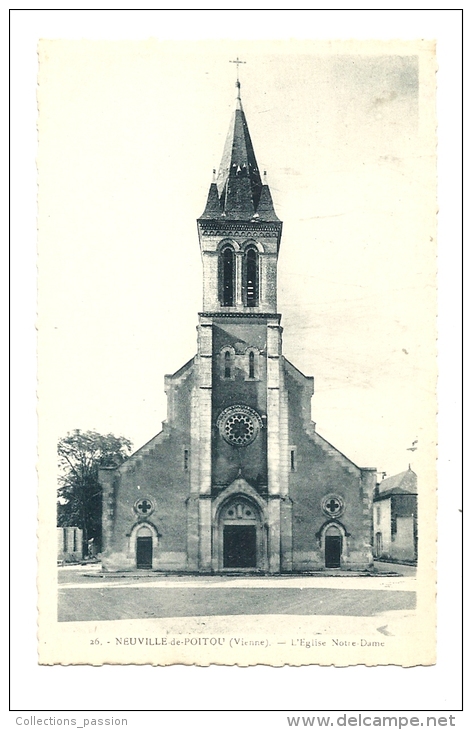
[75,567,403,580]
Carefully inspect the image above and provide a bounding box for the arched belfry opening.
[243,246,259,306]
[219,245,235,306]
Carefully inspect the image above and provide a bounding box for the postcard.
[37,38,437,666]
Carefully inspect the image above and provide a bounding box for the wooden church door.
[136,537,152,569]
[223,525,257,568]
[136,525,153,569]
[325,534,342,568]
[220,499,260,569]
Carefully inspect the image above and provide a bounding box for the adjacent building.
[57,526,83,563]
[373,467,418,563]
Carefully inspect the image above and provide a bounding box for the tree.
[57,429,132,554]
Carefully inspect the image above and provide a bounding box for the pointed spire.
[256,183,279,222]
[200,181,221,219]
[199,79,279,222]
[215,81,261,218]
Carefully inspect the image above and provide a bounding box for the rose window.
[217,405,262,447]
[224,413,255,444]
[134,498,154,516]
[321,494,344,518]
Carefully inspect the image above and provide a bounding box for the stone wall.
[284,361,374,570]
[100,361,195,572]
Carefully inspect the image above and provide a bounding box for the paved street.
[58,563,416,623]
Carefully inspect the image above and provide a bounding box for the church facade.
[99,81,376,573]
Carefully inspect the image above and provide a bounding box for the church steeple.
[200,81,279,223]
[198,79,283,314]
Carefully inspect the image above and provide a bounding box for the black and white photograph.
[36,38,438,668]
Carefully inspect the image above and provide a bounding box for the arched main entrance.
[223,501,257,568]
[215,495,266,572]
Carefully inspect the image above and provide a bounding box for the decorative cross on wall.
[137,499,152,515]
[326,498,341,514]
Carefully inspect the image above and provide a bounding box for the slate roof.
[375,468,418,500]
[199,82,279,222]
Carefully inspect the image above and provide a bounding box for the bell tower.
[187,78,290,574]
[197,80,282,313]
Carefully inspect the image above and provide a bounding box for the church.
[99,78,376,574]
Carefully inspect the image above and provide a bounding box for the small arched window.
[243,247,259,306]
[249,351,255,379]
[220,348,235,380]
[224,350,232,379]
[220,246,235,306]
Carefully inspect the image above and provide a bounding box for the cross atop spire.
[229,56,246,84]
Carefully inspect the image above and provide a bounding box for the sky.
[38,39,437,478]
